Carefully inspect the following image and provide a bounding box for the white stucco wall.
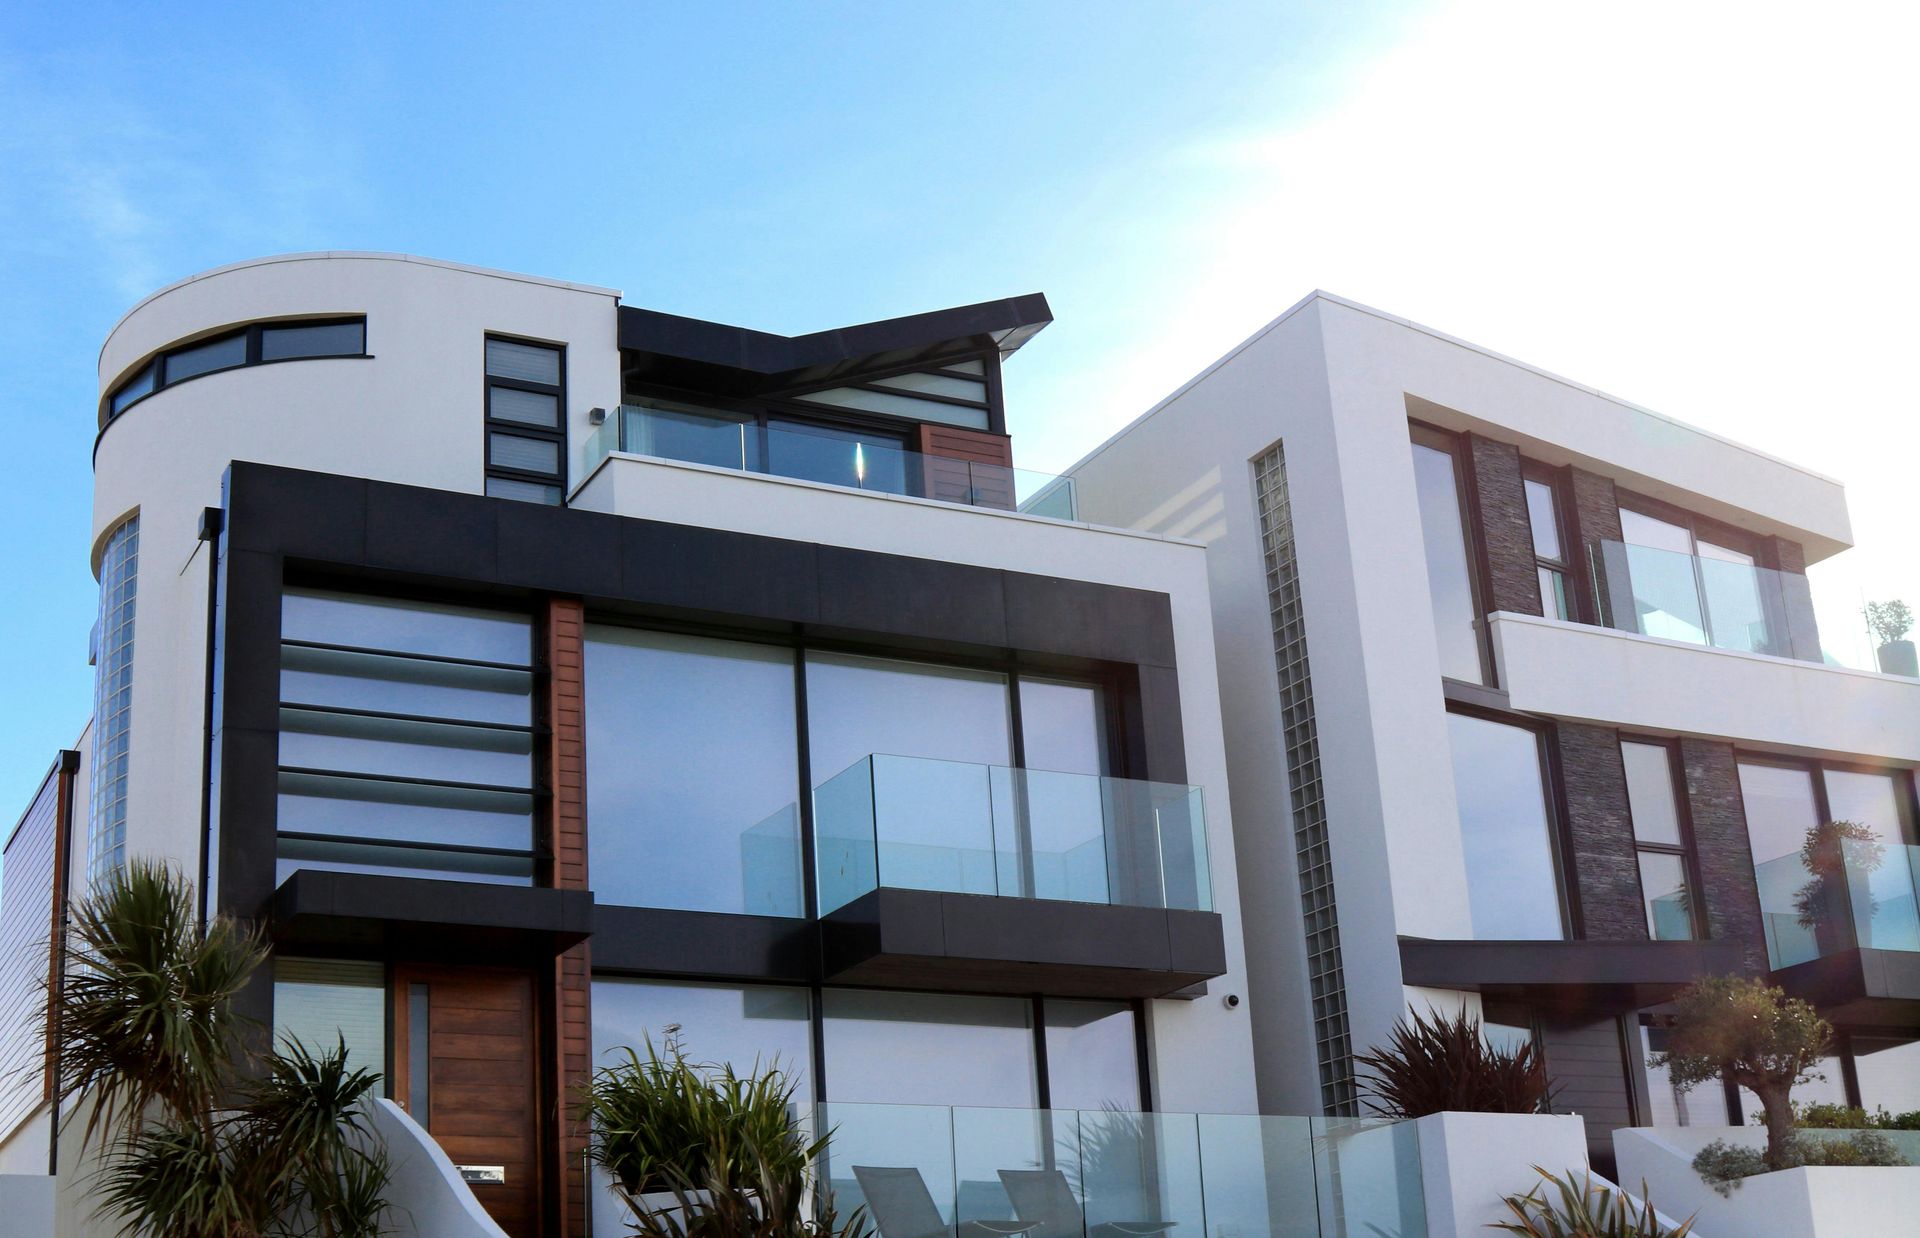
[574,451,1261,1114]
[1493,612,1920,764]
[90,253,621,889]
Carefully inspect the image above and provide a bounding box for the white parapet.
[366,1098,509,1238]
[0,1174,54,1238]
[1413,1111,1591,1238]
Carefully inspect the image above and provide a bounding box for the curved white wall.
[90,252,621,887]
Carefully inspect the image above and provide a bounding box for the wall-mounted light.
[588,406,607,426]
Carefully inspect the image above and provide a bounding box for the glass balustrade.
[581,404,1077,519]
[1755,840,1920,969]
[812,755,1211,915]
[1590,539,1806,657]
[815,1102,1426,1238]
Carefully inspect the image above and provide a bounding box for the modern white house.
[0,253,1453,1238]
[1063,291,1920,1172]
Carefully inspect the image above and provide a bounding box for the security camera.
[1224,993,1241,1009]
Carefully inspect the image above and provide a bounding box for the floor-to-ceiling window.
[88,515,140,888]
[1444,710,1565,940]
[1410,427,1488,684]
[584,628,804,916]
[1620,740,1698,940]
[591,978,815,1102]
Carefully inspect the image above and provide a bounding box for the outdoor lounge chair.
[997,1169,1178,1238]
[854,1165,1040,1238]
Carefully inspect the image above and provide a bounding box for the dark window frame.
[1617,734,1706,941]
[101,316,369,426]
[1615,490,1790,654]
[1521,462,1574,622]
[483,333,568,505]
[1410,420,1496,688]
[1443,700,1575,940]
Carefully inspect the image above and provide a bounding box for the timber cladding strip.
[547,597,593,1238]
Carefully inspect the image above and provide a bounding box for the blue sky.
[3,1,1916,812]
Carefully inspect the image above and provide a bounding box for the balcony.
[804,756,1224,998]
[1756,840,1920,1020]
[815,1102,1425,1238]
[1590,538,1817,661]
[582,403,1077,519]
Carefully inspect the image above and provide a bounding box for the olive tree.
[1651,976,1832,1170]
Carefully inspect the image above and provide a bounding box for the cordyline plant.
[1493,1167,1695,1237]
[49,859,390,1238]
[1649,976,1833,1171]
[1354,1006,1552,1119]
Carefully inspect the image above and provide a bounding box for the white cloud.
[1017,0,1920,668]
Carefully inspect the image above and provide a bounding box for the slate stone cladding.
[1554,723,1648,941]
[1563,467,1623,624]
[1679,738,1768,974]
[1466,434,1544,617]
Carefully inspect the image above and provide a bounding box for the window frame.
[1617,735,1705,940]
[1409,421,1495,687]
[101,316,369,425]
[1443,701,1574,940]
[1521,462,1574,621]
[483,332,568,505]
[1615,490,1785,653]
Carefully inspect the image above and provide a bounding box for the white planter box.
[1414,1111,1591,1238]
[1615,1126,1920,1237]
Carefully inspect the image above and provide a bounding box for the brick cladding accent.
[1679,739,1768,974]
[1554,724,1648,941]
[1466,434,1543,616]
[547,598,593,1238]
[1563,468,1622,624]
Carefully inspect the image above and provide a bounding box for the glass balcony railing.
[1590,538,1807,658]
[1756,840,1920,970]
[810,755,1211,915]
[816,1102,1426,1238]
[582,404,1078,519]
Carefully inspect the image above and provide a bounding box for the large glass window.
[1044,999,1141,1111]
[88,516,140,888]
[1639,1020,1726,1126]
[276,589,535,885]
[1737,761,1821,865]
[1617,504,1775,654]
[1444,711,1563,940]
[823,989,1037,1108]
[1622,741,1696,940]
[592,979,814,1103]
[273,958,386,1078]
[765,420,910,495]
[1523,472,1571,620]
[1410,431,1487,683]
[584,628,803,916]
[1852,1034,1920,1115]
[1823,769,1917,847]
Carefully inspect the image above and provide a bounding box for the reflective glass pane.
[276,836,533,885]
[280,644,532,723]
[278,771,531,852]
[260,320,364,360]
[805,653,1011,785]
[1621,741,1684,846]
[584,629,803,917]
[1639,851,1695,940]
[766,421,911,494]
[1524,478,1562,560]
[626,404,754,469]
[1697,548,1770,653]
[488,385,559,428]
[869,370,989,402]
[1620,508,1693,554]
[484,477,561,504]
[1018,679,1107,776]
[1621,542,1707,644]
[485,338,561,384]
[164,332,247,382]
[1445,712,1563,940]
[590,978,813,1103]
[110,362,156,414]
[274,959,385,1077]
[277,707,532,786]
[1196,1114,1319,1238]
[1639,1023,1724,1126]
[795,386,990,430]
[490,432,559,475]
[1737,762,1820,864]
[822,990,1036,1107]
[282,590,531,664]
[1537,566,1568,619]
[1852,1035,1920,1114]
[1823,768,1916,846]
[1044,1000,1140,1111]
[1411,440,1485,683]
[818,1104,956,1232]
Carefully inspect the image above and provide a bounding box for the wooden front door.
[393,966,543,1237]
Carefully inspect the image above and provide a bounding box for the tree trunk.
[1753,1082,1797,1171]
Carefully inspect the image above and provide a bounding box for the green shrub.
[1878,1110,1920,1131]
[1691,1140,1768,1197]
[1694,1130,1909,1195]
[1492,1166,1694,1236]
[1785,1101,1871,1129]
[1797,1129,1906,1168]
[1354,1007,1551,1118]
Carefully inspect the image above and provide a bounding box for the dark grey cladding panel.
[590,906,814,982]
[271,870,593,941]
[1135,665,1189,785]
[215,726,281,916]
[813,546,1009,647]
[1004,574,1177,668]
[364,482,501,581]
[1398,937,1744,999]
[937,891,1171,970]
[496,501,625,597]
[1167,908,1229,975]
[620,520,821,626]
[1772,948,1920,1026]
[226,466,368,561]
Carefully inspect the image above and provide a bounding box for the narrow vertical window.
[483,336,566,504]
[1523,470,1571,620]
[1443,710,1565,940]
[408,983,431,1118]
[89,516,140,888]
[1410,427,1488,684]
[1620,740,1697,940]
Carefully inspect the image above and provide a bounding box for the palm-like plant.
[48,860,391,1238]
[1493,1167,1695,1237]
[1355,1006,1552,1118]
